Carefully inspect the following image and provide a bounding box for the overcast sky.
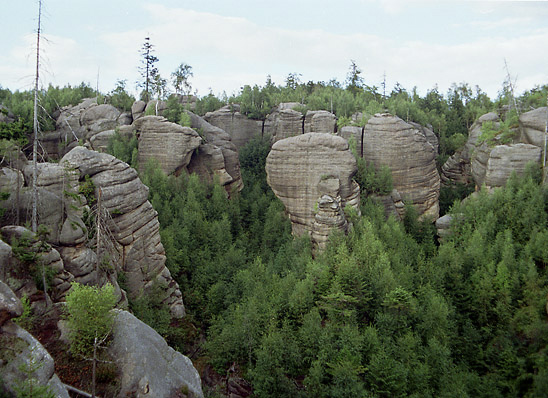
[1,0,547,99]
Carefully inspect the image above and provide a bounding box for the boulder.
[520,107,548,148]
[187,112,244,194]
[483,144,542,188]
[0,280,22,326]
[187,143,233,186]
[264,103,304,143]
[363,114,440,219]
[0,319,70,398]
[369,189,406,221]
[61,147,185,318]
[131,100,147,121]
[303,110,337,135]
[90,125,136,153]
[435,214,453,242]
[108,310,203,398]
[135,115,202,175]
[266,133,360,241]
[204,105,263,149]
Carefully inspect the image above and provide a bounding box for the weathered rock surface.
[441,112,500,185]
[304,110,337,135]
[204,105,263,149]
[519,107,548,148]
[42,98,128,160]
[482,144,542,188]
[363,114,440,219]
[435,214,453,242]
[89,125,136,153]
[266,133,360,242]
[409,121,439,154]
[109,310,203,398]
[0,280,22,326]
[187,111,244,194]
[134,115,202,175]
[61,147,185,317]
[0,283,70,398]
[264,103,304,143]
[311,195,349,251]
[339,125,364,156]
[369,189,406,221]
[132,100,147,121]
[144,100,168,117]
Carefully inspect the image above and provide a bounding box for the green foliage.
[78,175,96,206]
[106,129,138,168]
[13,295,34,330]
[478,109,519,146]
[107,79,135,112]
[64,283,117,358]
[354,157,393,196]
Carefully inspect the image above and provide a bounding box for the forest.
[1,72,548,397]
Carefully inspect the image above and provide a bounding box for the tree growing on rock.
[64,282,117,397]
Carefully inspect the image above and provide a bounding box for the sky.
[1,0,547,99]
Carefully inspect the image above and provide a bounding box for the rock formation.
[0,281,70,398]
[204,105,263,149]
[187,111,244,194]
[61,147,185,317]
[520,107,548,148]
[264,103,304,143]
[134,115,202,175]
[266,133,360,248]
[441,112,500,185]
[311,195,350,251]
[109,310,204,398]
[339,125,364,155]
[303,110,337,135]
[363,113,440,219]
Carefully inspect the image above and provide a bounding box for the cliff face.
[0,147,185,318]
[363,113,440,219]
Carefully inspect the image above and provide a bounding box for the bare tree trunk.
[32,0,42,234]
[92,333,97,398]
[96,188,102,286]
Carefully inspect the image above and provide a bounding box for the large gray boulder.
[0,283,70,398]
[61,147,185,317]
[304,110,337,135]
[264,103,304,143]
[134,115,202,175]
[339,125,364,156]
[363,114,440,219]
[520,107,548,148]
[266,133,360,244]
[108,310,203,398]
[482,143,542,188]
[0,280,22,326]
[204,105,263,149]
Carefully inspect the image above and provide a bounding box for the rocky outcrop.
[132,100,147,121]
[61,147,185,317]
[204,105,263,149]
[304,110,337,135]
[0,282,70,398]
[441,112,500,185]
[435,214,453,242]
[266,133,360,246]
[264,103,304,143]
[311,195,349,252]
[369,189,406,221]
[134,116,202,175]
[41,98,130,160]
[339,125,364,155]
[520,107,548,148]
[409,122,439,154]
[481,144,542,188]
[187,111,244,194]
[108,310,203,398]
[363,114,440,219]
[89,124,136,153]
